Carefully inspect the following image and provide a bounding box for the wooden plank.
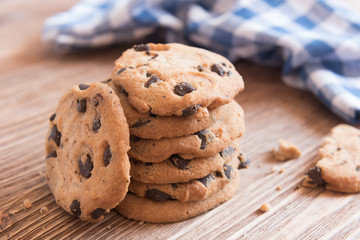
[1,0,359,239]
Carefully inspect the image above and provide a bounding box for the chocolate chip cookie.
[130,138,243,184]
[129,153,241,202]
[303,124,360,193]
[128,100,244,162]
[115,171,239,223]
[45,83,130,222]
[109,43,244,116]
[110,89,214,139]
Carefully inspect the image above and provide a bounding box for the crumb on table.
[276,186,282,191]
[273,138,301,161]
[259,202,272,212]
[39,206,48,214]
[23,199,32,209]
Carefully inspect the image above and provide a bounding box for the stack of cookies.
[45,43,246,223]
[109,43,246,223]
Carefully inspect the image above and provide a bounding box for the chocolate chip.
[151,54,158,60]
[169,154,190,169]
[215,171,223,177]
[196,174,214,187]
[93,94,103,107]
[171,183,178,189]
[103,145,112,167]
[91,208,106,220]
[133,44,150,52]
[145,189,171,202]
[238,153,250,169]
[211,64,225,76]
[144,75,160,88]
[101,78,112,83]
[149,113,157,118]
[92,116,101,132]
[77,99,86,113]
[197,65,204,72]
[48,125,61,147]
[145,162,153,166]
[195,131,207,150]
[223,164,233,179]
[70,200,81,216]
[337,147,341,151]
[221,62,227,67]
[117,67,126,75]
[146,72,152,77]
[356,166,360,171]
[182,105,200,117]
[49,113,56,121]
[130,119,151,128]
[79,84,90,90]
[78,154,93,178]
[227,71,232,76]
[307,166,326,186]
[220,146,236,159]
[118,85,128,97]
[174,82,195,96]
[46,151,57,158]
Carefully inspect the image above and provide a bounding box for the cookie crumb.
[273,139,301,161]
[279,168,285,174]
[39,206,48,215]
[23,199,32,209]
[259,202,271,212]
[138,221,144,226]
[276,186,282,191]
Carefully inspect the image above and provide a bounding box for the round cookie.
[130,138,244,184]
[115,171,239,223]
[303,124,360,193]
[45,83,130,222]
[129,153,241,202]
[128,101,245,162]
[109,43,244,116]
[107,86,214,139]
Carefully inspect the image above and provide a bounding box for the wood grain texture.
[1,1,359,239]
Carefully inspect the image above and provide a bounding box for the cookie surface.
[45,83,130,222]
[116,171,239,223]
[130,138,243,184]
[109,88,213,139]
[110,43,244,116]
[129,153,241,202]
[128,101,245,162]
[303,124,360,193]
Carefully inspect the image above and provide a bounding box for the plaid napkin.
[43,0,360,124]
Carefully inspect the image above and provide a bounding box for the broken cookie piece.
[303,124,360,193]
[273,138,301,161]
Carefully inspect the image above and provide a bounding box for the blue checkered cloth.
[43,0,360,124]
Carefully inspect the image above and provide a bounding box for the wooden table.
[1,1,359,239]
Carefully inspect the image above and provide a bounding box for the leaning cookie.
[130,138,244,184]
[303,124,360,193]
[45,83,130,222]
[129,154,241,202]
[108,89,213,139]
[116,171,239,223]
[128,101,245,162]
[110,43,244,116]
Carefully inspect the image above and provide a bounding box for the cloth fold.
[43,0,360,124]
